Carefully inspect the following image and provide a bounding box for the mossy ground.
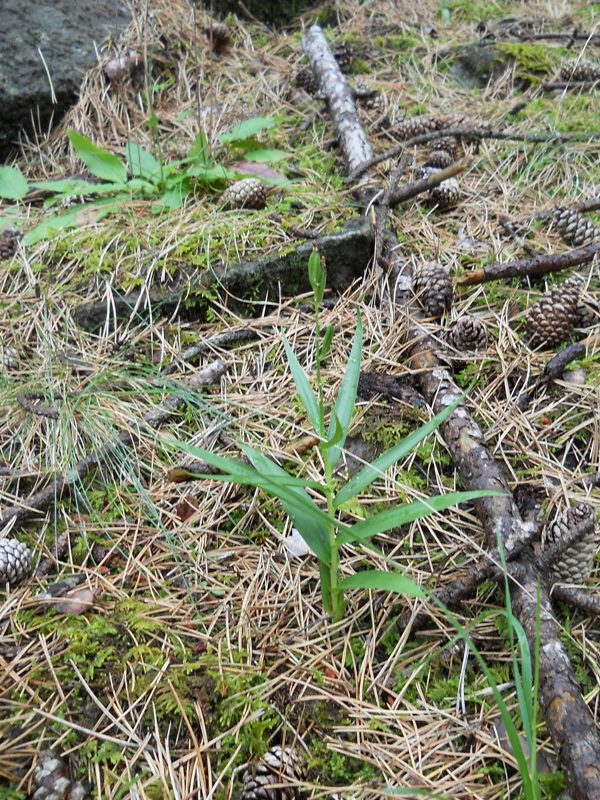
[0,0,599,798]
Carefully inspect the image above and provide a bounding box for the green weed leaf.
[319,325,334,361]
[0,166,28,199]
[241,148,287,163]
[68,131,127,183]
[186,130,211,167]
[126,143,163,182]
[220,117,276,144]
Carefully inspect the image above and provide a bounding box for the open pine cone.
[560,57,600,82]
[0,538,31,586]
[412,263,453,318]
[0,229,21,260]
[552,207,599,247]
[524,275,583,349]
[448,314,489,352]
[221,179,267,210]
[240,746,305,800]
[543,503,597,585]
[32,749,88,800]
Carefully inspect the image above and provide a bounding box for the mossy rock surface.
[73,216,374,330]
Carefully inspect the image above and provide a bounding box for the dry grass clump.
[0,0,599,798]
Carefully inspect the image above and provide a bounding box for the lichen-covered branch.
[302,25,373,175]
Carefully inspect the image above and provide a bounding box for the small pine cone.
[412,263,453,318]
[221,179,267,210]
[0,229,21,260]
[449,314,489,352]
[429,177,460,209]
[332,44,353,72]
[203,23,231,54]
[432,135,458,156]
[240,746,305,800]
[552,206,599,247]
[294,67,319,94]
[543,504,597,585]
[32,749,88,800]
[560,57,600,82]
[0,538,31,587]
[524,275,583,349]
[574,296,599,328]
[425,149,454,169]
[393,115,462,141]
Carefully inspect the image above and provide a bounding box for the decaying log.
[407,317,600,799]
[0,361,226,526]
[454,240,600,286]
[302,25,373,176]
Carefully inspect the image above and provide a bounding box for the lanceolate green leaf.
[334,392,467,508]
[68,131,127,183]
[241,444,331,565]
[339,569,425,599]
[327,312,362,469]
[281,332,321,434]
[337,490,504,547]
[126,142,163,181]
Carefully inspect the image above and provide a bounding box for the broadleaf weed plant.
[167,248,498,622]
[0,117,286,244]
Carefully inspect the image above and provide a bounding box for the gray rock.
[205,0,323,26]
[0,0,131,158]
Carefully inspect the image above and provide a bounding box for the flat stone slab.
[73,216,374,331]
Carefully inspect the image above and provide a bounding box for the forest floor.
[0,0,599,798]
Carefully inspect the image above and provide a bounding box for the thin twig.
[454,241,600,286]
[552,586,600,616]
[516,342,587,411]
[541,80,600,92]
[349,126,598,180]
[389,159,470,206]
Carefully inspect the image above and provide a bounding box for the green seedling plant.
[0,117,286,244]
[168,248,496,622]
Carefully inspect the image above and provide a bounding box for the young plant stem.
[314,296,344,620]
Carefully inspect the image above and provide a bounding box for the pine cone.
[0,229,21,260]
[574,296,599,328]
[412,263,453,318]
[552,206,599,247]
[560,58,600,82]
[524,275,583,349]
[203,22,231,54]
[221,179,267,210]
[353,82,386,115]
[429,177,460,209]
[392,115,463,141]
[32,749,88,800]
[449,314,489,352]
[294,67,319,94]
[332,44,353,72]
[425,149,454,169]
[543,504,597,585]
[240,746,305,800]
[0,539,31,586]
[432,135,458,156]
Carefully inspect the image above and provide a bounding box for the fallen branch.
[349,126,597,180]
[0,361,226,526]
[454,241,600,286]
[552,586,600,616]
[389,159,470,206]
[302,24,373,175]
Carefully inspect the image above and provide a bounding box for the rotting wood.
[0,360,226,527]
[454,240,600,286]
[404,294,600,798]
